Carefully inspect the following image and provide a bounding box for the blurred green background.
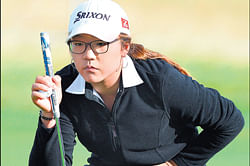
[1,0,249,165]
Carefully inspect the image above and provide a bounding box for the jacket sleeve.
[29,111,76,166]
[162,67,244,166]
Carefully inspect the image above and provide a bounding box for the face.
[69,34,128,85]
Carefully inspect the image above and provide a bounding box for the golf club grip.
[40,32,60,118]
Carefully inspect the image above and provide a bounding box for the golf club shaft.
[40,32,66,166]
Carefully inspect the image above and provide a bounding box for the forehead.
[72,34,101,41]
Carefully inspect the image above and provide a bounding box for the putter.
[40,32,66,166]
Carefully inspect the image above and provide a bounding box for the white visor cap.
[67,0,130,42]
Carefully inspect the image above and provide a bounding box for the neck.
[93,73,121,111]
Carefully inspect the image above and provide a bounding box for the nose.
[83,45,96,60]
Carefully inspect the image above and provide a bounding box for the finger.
[38,89,52,98]
[31,93,52,112]
[31,90,51,100]
[32,82,51,92]
[35,76,54,88]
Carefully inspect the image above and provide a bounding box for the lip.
[84,65,98,72]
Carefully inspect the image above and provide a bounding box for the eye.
[72,41,84,46]
[94,41,108,47]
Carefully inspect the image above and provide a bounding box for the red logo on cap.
[121,18,129,30]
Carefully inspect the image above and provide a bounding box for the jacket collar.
[65,55,144,95]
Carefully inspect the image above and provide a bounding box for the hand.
[153,160,177,166]
[31,75,62,113]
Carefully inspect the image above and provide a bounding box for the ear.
[121,43,130,57]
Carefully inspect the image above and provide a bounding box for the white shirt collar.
[65,55,144,95]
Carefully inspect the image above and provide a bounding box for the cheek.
[71,56,81,67]
[100,55,121,74]
[71,55,86,73]
[102,48,122,67]
[71,53,79,62]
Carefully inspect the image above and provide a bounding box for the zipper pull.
[111,124,118,151]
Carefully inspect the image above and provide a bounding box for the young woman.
[29,0,244,166]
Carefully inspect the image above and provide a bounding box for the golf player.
[29,0,244,165]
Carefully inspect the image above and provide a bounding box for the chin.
[79,71,100,83]
[83,75,103,84]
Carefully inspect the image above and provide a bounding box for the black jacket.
[29,56,244,166]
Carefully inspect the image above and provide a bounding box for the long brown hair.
[120,33,191,77]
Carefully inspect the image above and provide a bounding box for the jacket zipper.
[111,122,118,151]
[110,88,123,151]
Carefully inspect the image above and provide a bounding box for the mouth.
[84,65,98,71]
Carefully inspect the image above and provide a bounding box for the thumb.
[52,75,62,104]
[52,75,62,88]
